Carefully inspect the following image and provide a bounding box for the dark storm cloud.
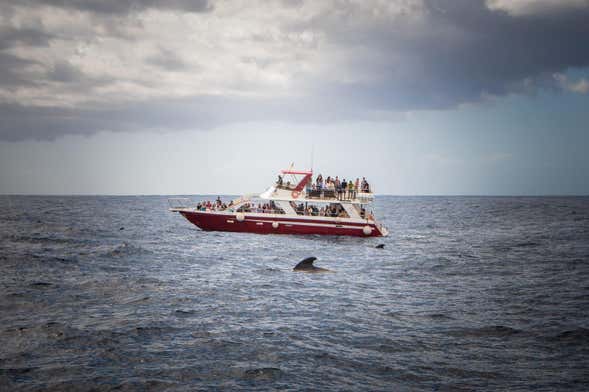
[304,0,589,110]
[46,61,84,83]
[0,26,53,49]
[145,48,190,71]
[0,53,41,88]
[0,93,381,142]
[418,0,589,95]
[1,0,589,141]
[21,0,213,14]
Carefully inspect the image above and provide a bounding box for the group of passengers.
[196,196,229,211]
[239,201,283,214]
[195,197,371,219]
[276,174,371,199]
[308,174,371,199]
[196,197,288,214]
[291,202,351,217]
[277,175,370,194]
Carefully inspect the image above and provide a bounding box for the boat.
[169,168,388,237]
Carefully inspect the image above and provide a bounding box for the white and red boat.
[169,168,388,237]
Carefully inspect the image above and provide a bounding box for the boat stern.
[378,224,389,237]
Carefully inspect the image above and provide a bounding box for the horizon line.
[1,193,588,197]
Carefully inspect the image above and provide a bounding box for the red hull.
[179,211,385,237]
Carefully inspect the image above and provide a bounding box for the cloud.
[0,26,53,49]
[145,47,191,71]
[569,79,589,94]
[46,61,85,82]
[554,73,589,94]
[0,0,588,140]
[0,52,41,88]
[485,0,589,16]
[0,92,408,142]
[21,0,213,15]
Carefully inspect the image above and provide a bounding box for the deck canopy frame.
[279,169,313,193]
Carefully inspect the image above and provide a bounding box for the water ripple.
[0,195,588,390]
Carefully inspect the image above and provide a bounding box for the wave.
[549,328,589,344]
[243,367,283,380]
[5,232,83,246]
[95,242,151,258]
[174,309,197,317]
[448,325,522,338]
[29,282,55,288]
[427,313,455,320]
[513,241,541,248]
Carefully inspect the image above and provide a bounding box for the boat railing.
[304,188,373,202]
[232,207,285,214]
[168,198,193,209]
[275,183,297,190]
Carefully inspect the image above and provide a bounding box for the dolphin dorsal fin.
[294,257,317,269]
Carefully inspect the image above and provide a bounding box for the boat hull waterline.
[178,210,387,237]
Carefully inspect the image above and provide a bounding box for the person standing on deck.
[316,174,323,190]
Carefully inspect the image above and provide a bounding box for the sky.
[0,0,588,195]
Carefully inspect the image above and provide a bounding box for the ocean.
[1,195,588,391]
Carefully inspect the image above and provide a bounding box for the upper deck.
[260,185,374,204]
[260,167,375,204]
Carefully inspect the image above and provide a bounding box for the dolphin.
[375,244,385,249]
[293,257,333,273]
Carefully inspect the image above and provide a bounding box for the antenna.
[310,144,315,173]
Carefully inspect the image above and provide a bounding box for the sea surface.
[0,195,588,391]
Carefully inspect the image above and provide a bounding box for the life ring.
[236,213,245,222]
[272,221,279,229]
[291,190,300,199]
[362,225,373,236]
